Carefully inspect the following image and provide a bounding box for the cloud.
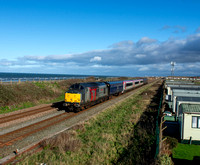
[195,27,200,33]
[1,33,200,76]
[137,37,157,45]
[161,25,171,30]
[90,56,102,62]
[160,25,187,33]
[135,54,146,58]
[138,66,149,71]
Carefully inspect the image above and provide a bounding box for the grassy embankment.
[0,78,95,114]
[18,81,163,165]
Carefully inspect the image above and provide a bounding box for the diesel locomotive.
[63,78,147,111]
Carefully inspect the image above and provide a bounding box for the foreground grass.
[18,82,162,165]
[173,143,200,160]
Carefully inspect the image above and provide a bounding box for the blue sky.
[0,0,200,77]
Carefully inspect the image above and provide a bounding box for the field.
[16,81,163,164]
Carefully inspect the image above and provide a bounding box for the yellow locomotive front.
[63,83,84,111]
[65,93,81,105]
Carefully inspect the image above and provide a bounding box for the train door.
[90,88,97,101]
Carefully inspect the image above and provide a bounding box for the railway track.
[0,112,74,147]
[0,98,111,148]
[0,104,60,125]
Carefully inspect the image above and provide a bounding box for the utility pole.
[171,61,175,77]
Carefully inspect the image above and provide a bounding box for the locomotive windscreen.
[70,84,84,90]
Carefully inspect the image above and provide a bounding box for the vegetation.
[166,136,178,150]
[172,143,200,160]
[157,154,173,165]
[0,78,93,114]
[195,81,200,85]
[17,81,163,165]
[156,137,178,165]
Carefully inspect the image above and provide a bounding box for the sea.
[0,72,112,83]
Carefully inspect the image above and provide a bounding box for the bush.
[157,154,173,165]
[166,137,178,149]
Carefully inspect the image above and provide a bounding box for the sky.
[0,0,200,77]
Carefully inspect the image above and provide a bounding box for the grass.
[0,80,70,114]
[17,81,162,165]
[172,143,200,160]
[0,94,65,114]
[195,81,200,85]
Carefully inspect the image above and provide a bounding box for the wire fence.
[0,76,115,84]
[155,82,164,158]
[0,77,80,84]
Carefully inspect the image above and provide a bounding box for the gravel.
[0,110,66,135]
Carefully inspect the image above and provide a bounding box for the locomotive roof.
[107,81,123,84]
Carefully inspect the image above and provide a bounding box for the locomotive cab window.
[71,84,79,89]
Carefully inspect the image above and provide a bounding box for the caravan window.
[192,116,200,128]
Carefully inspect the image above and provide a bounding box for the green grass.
[172,143,200,160]
[0,80,68,114]
[0,93,65,114]
[195,81,200,85]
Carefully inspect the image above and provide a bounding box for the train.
[63,78,148,112]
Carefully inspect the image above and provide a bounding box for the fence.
[155,82,164,158]
[0,76,114,84]
[0,77,83,84]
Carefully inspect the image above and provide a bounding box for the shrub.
[166,137,178,149]
[157,154,173,165]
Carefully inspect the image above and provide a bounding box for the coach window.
[126,83,133,87]
[192,116,200,128]
[135,82,139,85]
